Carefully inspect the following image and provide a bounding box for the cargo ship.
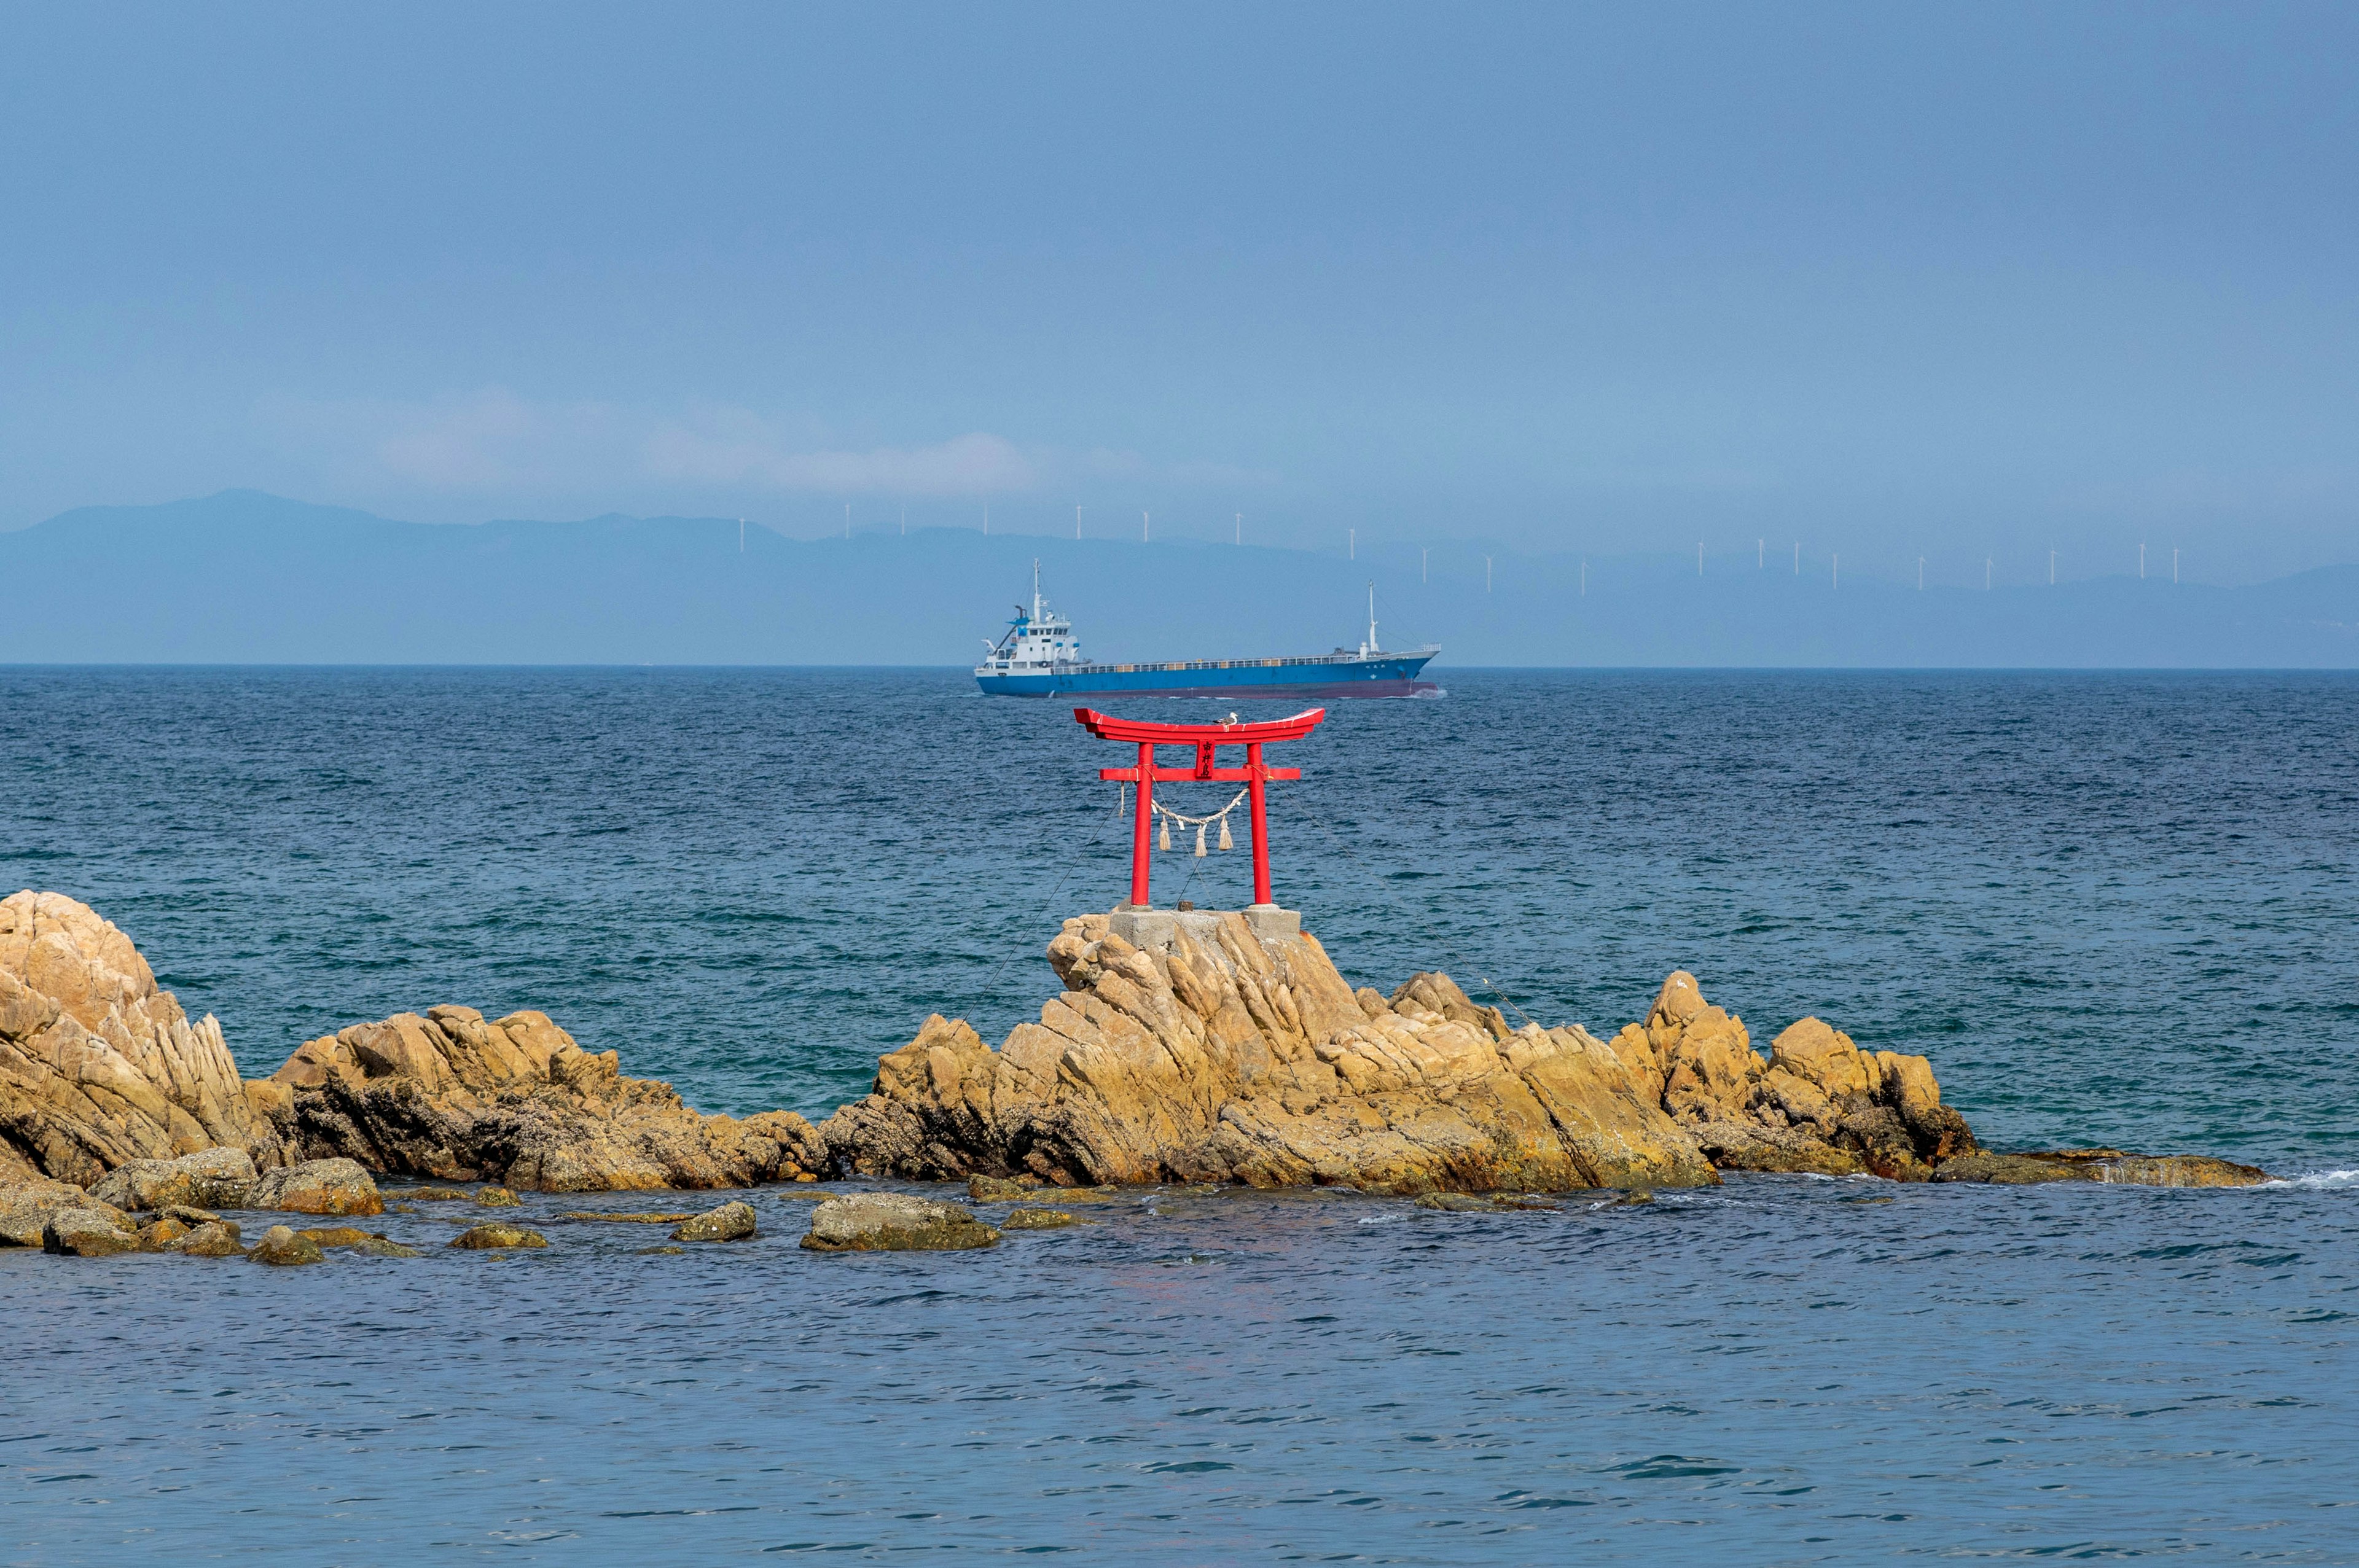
[974,563,1439,698]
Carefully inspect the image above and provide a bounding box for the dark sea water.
[2,668,2354,1562]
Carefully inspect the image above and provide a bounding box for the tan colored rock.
[670,1199,757,1242]
[1931,1149,2271,1188]
[561,1210,692,1223]
[297,1226,376,1248]
[449,1222,547,1249]
[137,1215,192,1249]
[90,1147,258,1212]
[248,1158,384,1216]
[42,1205,140,1256]
[249,1224,323,1265]
[0,891,286,1184]
[1001,1206,1081,1229]
[1,1176,116,1247]
[1768,1018,1878,1099]
[262,1006,826,1192]
[800,1192,999,1252]
[173,1221,243,1256]
[820,915,1719,1194]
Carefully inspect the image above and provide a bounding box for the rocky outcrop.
[249,1225,323,1265]
[1,892,285,1184]
[1,1176,120,1247]
[820,913,1721,1193]
[260,1005,826,1193]
[248,1158,384,1215]
[1933,1149,2272,1188]
[91,1147,260,1211]
[450,1222,547,1249]
[800,1192,1000,1251]
[1611,973,1978,1180]
[671,1200,756,1242]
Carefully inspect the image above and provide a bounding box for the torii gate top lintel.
[1072,706,1326,910]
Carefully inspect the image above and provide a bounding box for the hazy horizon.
[5,4,2357,587]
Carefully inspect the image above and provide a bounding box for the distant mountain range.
[4,491,2354,667]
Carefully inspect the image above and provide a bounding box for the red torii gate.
[1074,707,1326,909]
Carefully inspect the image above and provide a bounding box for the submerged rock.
[449,1222,547,1249]
[248,1158,385,1217]
[820,914,1721,1195]
[799,1192,999,1252]
[297,1226,376,1249]
[249,1224,324,1265]
[0,891,288,1186]
[1001,1206,1081,1229]
[1932,1149,2272,1188]
[388,1185,471,1201]
[560,1210,692,1223]
[260,1004,826,1193]
[968,1174,1039,1201]
[173,1220,243,1256]
[472,1187,520,1207]
[670,1200,757,1242]
[350,1234,421,1258]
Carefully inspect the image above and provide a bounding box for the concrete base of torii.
[1108,903,1302,954]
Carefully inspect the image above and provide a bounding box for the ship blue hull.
[977,652,1437,699]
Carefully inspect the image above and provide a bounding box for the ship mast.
[1032,558,1042,625]
[1364,581,1378,656]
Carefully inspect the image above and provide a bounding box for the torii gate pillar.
[1073,707,1325,942]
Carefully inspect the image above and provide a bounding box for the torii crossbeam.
[1074,707,1326,910]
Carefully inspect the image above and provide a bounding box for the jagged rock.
[262,1004,826,1192]
[820,914,1720,1195]
[1001,1206,1081,1228]
[249,1224,323,1265]
[90,1147,258,1212]
[173,1220,243,1256]
[1,1177,119,1247]
[1,891,286,1184]
[450,1222,547,1249]
[670,1200,757,1242]
[161,1203,221,1227]
[1628,975,1979,1180]
[248,1158,384,1216]
[42,1205,140,1256]
[799,1192,1000,1252]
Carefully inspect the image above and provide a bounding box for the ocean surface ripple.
[2,668,2353,1562]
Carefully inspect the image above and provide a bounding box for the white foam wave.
[2261,1168,2359,1190]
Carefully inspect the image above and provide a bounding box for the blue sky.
[3,1,2354,582]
